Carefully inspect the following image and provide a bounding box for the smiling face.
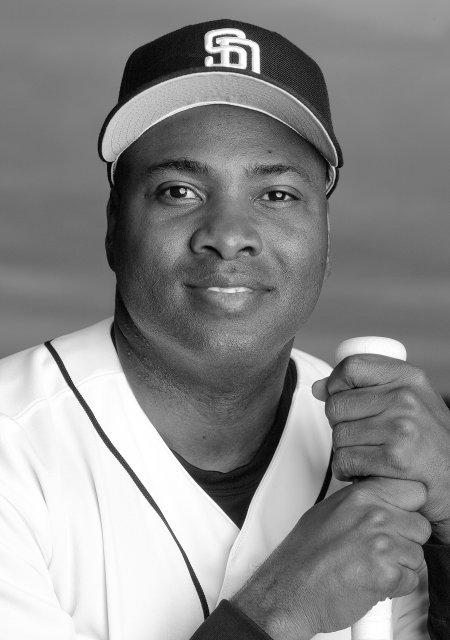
[106,104,329,365]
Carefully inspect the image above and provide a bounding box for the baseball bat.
[334,337,407,640]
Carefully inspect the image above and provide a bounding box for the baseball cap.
[98,19,343,195]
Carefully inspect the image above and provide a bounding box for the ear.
[105,187,120,272]
[323,208,332,283]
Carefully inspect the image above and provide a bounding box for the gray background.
[1,0,449,394]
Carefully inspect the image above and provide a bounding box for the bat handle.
[334,337,407,640]
[351,598,393,640]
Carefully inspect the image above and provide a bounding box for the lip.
[184,276,273,314]
[185,276,273,292]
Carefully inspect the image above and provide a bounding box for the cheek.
[113,211,179,304]
[275,221,328,322]
[280,218,328,285]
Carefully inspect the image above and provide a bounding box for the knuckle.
[332,423,349,449]
[333,448,356,480]
[370,533,393,555]
[402,480,427,510]
[415,481,428,506]
[396,363,429,388]
[410,366,430,387]
[388,568,420,598]
[424,518,433,542]
[333,449,351,479]
[386,443,409,474]
[338,356,353,377]
[391,384,423,416]
[403,540,425,570]
[324,397,334,422]
[346,354,366,370]
[416,514,432,543]
[339,355,365,383]
[406,570,420,595]
[394,569,420,597]
[331,460,347,482]
[381,564,402,592]
[394,417,418,441]
[367,506,390,529]
[325,394,343,423]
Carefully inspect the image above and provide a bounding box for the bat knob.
[335,336,407,365]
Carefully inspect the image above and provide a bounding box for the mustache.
[183,266,274,290]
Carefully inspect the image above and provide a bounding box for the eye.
[160,185,199,200]
[260,190,298,202]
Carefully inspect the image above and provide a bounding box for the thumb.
[312,377,330,402]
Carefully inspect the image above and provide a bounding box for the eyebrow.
[245,163,314,185]
[145,157,314,185]
[146,158,214,178]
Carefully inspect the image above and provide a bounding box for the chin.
[176,317,296,366]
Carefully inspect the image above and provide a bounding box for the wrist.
[231,589,313,640]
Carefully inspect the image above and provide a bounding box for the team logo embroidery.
[204,28,261,74]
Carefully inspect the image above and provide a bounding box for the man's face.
[107,104,329,364]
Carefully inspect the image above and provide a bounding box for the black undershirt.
[172,359,297,529]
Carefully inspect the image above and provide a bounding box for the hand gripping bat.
[334,337,407,640]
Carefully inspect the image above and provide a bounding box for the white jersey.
[0,318,428,639]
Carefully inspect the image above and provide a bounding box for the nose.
[190,204,263,260]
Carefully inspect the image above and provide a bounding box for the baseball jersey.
[0,318,429,639]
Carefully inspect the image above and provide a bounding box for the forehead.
[117,104,327,180]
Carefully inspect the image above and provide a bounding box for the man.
[1,19,449,640]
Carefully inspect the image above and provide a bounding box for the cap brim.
[99,70,341,193]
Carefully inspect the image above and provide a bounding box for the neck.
[113,298,294,472]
